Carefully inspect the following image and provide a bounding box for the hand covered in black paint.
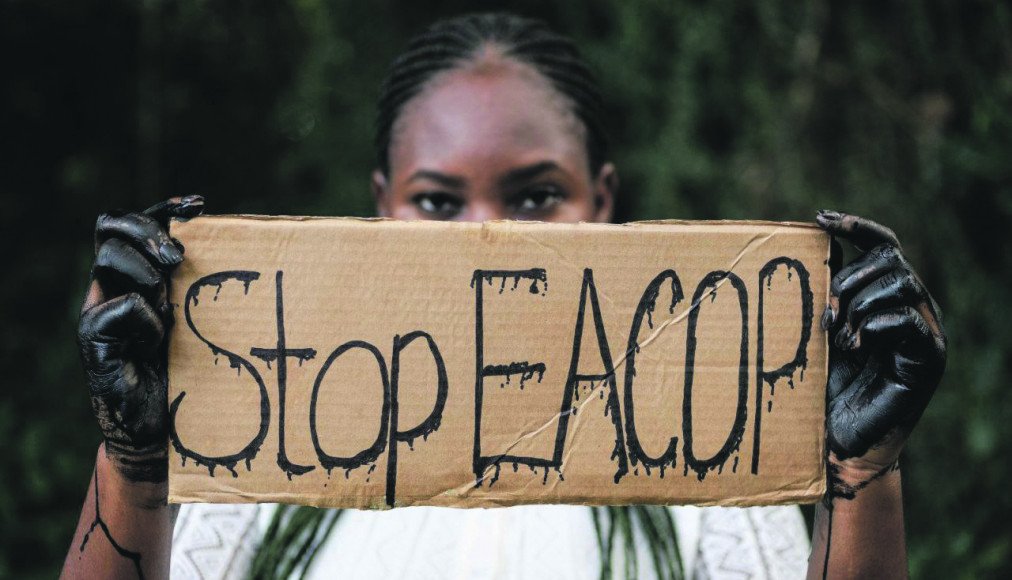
[816,210,946,496]
[78,196,204,482]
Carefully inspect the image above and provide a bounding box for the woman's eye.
[412,193,463,218]
[514,187,565,215]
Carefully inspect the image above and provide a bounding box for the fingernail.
[159,243,183,265]
[845,332,860,351]
[181,195,204,208]
[816,210,841,226]
[158,301,175,323]
[175,195,205,220]
[821,304,835,330]
[834,327,850,350]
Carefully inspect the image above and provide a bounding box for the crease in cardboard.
[580,232,771,388]
[517,229,585,277]
[725,230,778,275]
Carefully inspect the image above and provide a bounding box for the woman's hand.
[77,196,204,483]
[815,210,947,497]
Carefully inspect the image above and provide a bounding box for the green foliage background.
[2,0,1009,577]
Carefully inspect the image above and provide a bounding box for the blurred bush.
[2,0,1009,577]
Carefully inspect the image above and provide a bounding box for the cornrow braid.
[374,12,609,176]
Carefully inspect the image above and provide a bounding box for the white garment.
[171,503,810,579]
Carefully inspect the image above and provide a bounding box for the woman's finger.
[827,304,942,460]
[80,278,106,315]
[143,195,205,226]
[842,267,927,331]
[79,293,168,450]
[79,293,166,370]
[845,306,946,366]
[827,375,913,460]
[95,212,182,268]
[826,345,863,401]
[822,244,903,330]
[816,210,902,252]
[93,239,165,301]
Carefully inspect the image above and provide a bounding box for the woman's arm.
[62,445,179,580]
[808,459,906,579]
[61,197,204,579]
[808,211,946,579]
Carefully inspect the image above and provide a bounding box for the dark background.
[2,0,1010,577]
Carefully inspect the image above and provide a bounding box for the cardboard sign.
[166,216,830,509]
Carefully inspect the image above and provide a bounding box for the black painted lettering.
[623,270,684,477]
[563,269,629,482]
[682,270,749,481]
[309,341,390,477]
[386,331,449,507]
[249,271,317,480]
[471,269,558,486]
[752,258,814,474]
[169,271,270,478]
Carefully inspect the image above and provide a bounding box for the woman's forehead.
[387,61,589,179]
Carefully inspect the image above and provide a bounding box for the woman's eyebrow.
[406,170,467,189]
[498,161,562,188]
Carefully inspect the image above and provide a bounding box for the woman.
[63,13,946,580]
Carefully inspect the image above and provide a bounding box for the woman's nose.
[460,202,508,222]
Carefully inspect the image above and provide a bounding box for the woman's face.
[373,58,616,224]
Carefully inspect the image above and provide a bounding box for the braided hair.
[374,12,609,177]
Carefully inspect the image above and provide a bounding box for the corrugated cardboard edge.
[167,216,831,507]
[168,481,826,509]
[174,214,822,229]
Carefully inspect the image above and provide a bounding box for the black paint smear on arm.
[822,503,833,580]
[817,460,899,579]
[79,469,145,580]
[169,271,271,478]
